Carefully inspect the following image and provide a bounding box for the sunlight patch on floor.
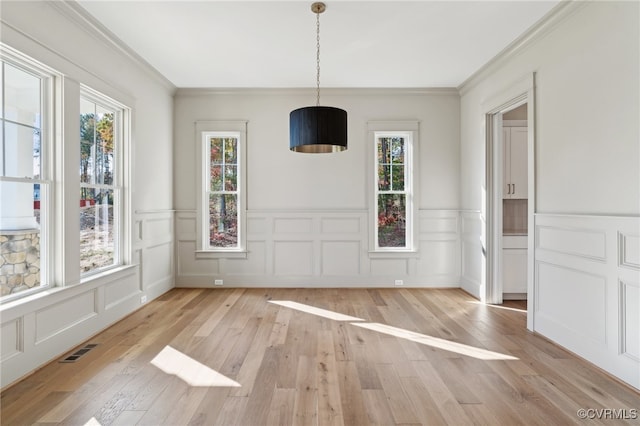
[270,300,517,361]
[151,345,241,387]
[352,322,518,360]
[83,418,101,426]
[468,300,527,313]
[269,300,364,321]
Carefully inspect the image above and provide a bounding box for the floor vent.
[60,343,98,363]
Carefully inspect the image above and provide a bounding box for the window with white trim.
[0,51,54,300]
[79,89,127,275]
[0,45,132,302]
[368,122,418,253]
[196,121,246,256]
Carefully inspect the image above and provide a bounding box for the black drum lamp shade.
[289,2,347,153]
[290,106,347,153]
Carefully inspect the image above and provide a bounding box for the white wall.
[174,89,461,287]
[175,89,460,211]
[0,1,175,388]
[460,1,639,215]
[459,1,640,389]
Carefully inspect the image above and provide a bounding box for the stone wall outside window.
[0,229,40,296]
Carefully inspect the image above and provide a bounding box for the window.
[0,45,131,302]
[196,121,246,256]
[368,121,418,254]
[0,51,53,300]
[79,90,126,275]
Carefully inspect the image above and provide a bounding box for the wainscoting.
[175,209,461,288]
[534,213,640,389]
[460,210,484,298]
[0,210,174,389]
[134,210,175,301]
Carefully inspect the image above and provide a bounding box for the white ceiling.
[77,1,560,88]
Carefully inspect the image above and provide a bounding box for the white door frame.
[482,73,536,331]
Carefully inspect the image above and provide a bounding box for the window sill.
[368,250,419,259]
[196,250,247,259]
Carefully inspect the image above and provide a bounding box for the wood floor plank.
[508,343,625,412]
[268,305,293,347]
[266,388,296,426]
[275,343,300,390]
[361,389,397,425]
[482,360,576,425]
[460,403,504,426]
[331,321,352,362]
[276,306,315,389]
[555,357,640,409]
[399,376,449,425]
[2,288,638,426]
[219,317,261,379]
[520,374,605,426]
[475,369,561,426]
[443,356,530,426]
[317,330,345,426]
[161,386,209,426]
[194,288,245,337]
[238,346,279,425]
[411,360,475,426]
[38,372,128,423]
[398,337,430,362]
[350,342,383,390]
[60,374,132,425]
[0,381,54,424]
[110,409,146,426]
[94,388,144,426]
[229,303,278,397]
[122,365,170,411]
[336,360,370,426]
[0,389,70,426]
[366,289,388,306]
[189,324,243,370]
[374,363,420,424]
[213,396,248,426]
[293,355,318,426]
[186,387,231,426]
[375,334,417,378]
[396,289,452,338]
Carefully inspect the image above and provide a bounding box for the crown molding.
[1,21,133,106]
[50,1,176,93]
[174,87,459,98]
[457,0,588,96]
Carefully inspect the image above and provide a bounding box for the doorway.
[483,74,535,331]
[501,104,528,301]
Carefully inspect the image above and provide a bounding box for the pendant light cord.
[316,9,321,107]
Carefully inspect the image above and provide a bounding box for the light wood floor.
[1,288,639,425]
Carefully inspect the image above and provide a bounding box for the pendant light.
[290,2,347,153]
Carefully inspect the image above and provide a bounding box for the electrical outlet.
[214,279,224,286]
[140,295,148,304]
[394,279,404,286]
